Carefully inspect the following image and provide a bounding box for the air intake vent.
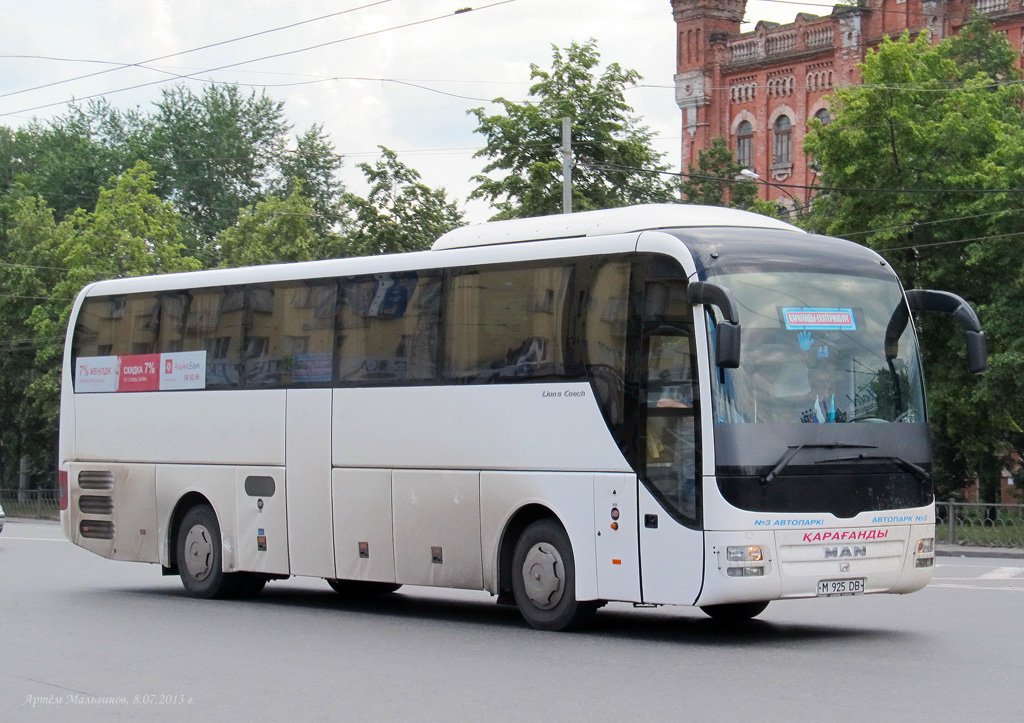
[80,520,114,540]
[78,470,114,490]
[79,495,114,515]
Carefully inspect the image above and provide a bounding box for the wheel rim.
[183,524,214,582]
[521,542,565,610]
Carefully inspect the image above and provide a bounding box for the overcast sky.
[1,0,834,221]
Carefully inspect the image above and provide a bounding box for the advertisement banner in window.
[75,356,119,393]
[117,354,161,392]
[75,351,207,392]
[160,351,207,390]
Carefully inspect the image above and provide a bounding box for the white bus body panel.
[696,503,935,605]
[67,462,159,563]
[75,391,286,466]
[233,466,289,575]
[637,484,705,605]
[480,471,600,601]
[393,470,482,589]
[285,389,335,578]
[332,468,396,583]
[155,465,238,571]
[593,473,641,602]
[331,384,630,472]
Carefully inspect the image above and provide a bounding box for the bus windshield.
[708,270,925,425]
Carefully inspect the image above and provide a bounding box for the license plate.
[817,578,866,597]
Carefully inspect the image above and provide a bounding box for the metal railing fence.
[937,501,1024,548]
[0,489,60,520]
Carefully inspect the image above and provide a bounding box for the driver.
[800,357,848,423]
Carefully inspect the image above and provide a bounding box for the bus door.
[635,261,705,605]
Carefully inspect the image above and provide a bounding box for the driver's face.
[809,369,834,392]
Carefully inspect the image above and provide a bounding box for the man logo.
[824,545,867,559]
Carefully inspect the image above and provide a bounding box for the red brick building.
[671,0,1024,210]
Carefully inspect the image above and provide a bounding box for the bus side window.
[444,264,572,383]
[184,287,242,389]
[583,260,631,427]
[337,272,441,384]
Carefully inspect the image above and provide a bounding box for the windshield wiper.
[816,454,931,483]
[761,443,878,485]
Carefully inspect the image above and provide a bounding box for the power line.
[1,0,524,119]
[887,229,1024,252]
[578,160,1024,195]
[0,0,401,102]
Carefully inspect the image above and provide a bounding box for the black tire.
[700,600,770,622]
[511,518,598,631]
[177,504,243,599]
[326,579,402,596]
[235,574,268,599]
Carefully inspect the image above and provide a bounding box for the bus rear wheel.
[511,518,597,631]
[177,504,246,599]
[700,601,769,621]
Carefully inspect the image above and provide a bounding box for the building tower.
[671,0,746,171]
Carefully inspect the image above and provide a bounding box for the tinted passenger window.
[584,260,631,426]
[337,272,441,384]
[444,264,572,382]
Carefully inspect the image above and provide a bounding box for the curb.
[936,545,1024,560]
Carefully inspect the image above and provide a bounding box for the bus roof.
[431,203,803,250]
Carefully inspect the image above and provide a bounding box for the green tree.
[218,183,346,267]
[26,163,200,427]
[0,101,146,221]
[680,137,779,216]
[469,40,675,219]
[804,16,1024,500]
[145,85,290,250]
[273,124,348,238]
[0,192,63,488]
[343,147,464,255]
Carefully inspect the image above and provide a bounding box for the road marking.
[2,536,68,542]
[931,583,1023,592]
[978,567,1021,580]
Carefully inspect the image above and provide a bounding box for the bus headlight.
[914,538,935,568]
[725,546,766,577]
[727,545,763,562]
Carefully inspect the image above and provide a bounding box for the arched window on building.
[736,121,754,169]
[773,115,792,167]
[813,108,832,126]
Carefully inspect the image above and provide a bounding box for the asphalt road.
[2,519,1021,723]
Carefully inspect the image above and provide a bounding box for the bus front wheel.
[700,601,769,621]
[511,518,598,631]
[177,504,246,599]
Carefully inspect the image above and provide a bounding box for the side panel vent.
[80,520,115,540]
[79,495,114,515]
[79,470,114,490]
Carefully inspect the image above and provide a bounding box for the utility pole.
[560,117,572,214]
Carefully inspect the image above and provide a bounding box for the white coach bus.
[58,204,986,630]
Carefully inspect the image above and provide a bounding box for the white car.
[0,500,5,534]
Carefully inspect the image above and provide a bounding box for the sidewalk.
[937,543,1024,560]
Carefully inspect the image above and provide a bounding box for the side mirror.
[715,322,742,369]
[904,289,988,375]
[688,281,741,369]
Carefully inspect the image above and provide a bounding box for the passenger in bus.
[800,360,849,423]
